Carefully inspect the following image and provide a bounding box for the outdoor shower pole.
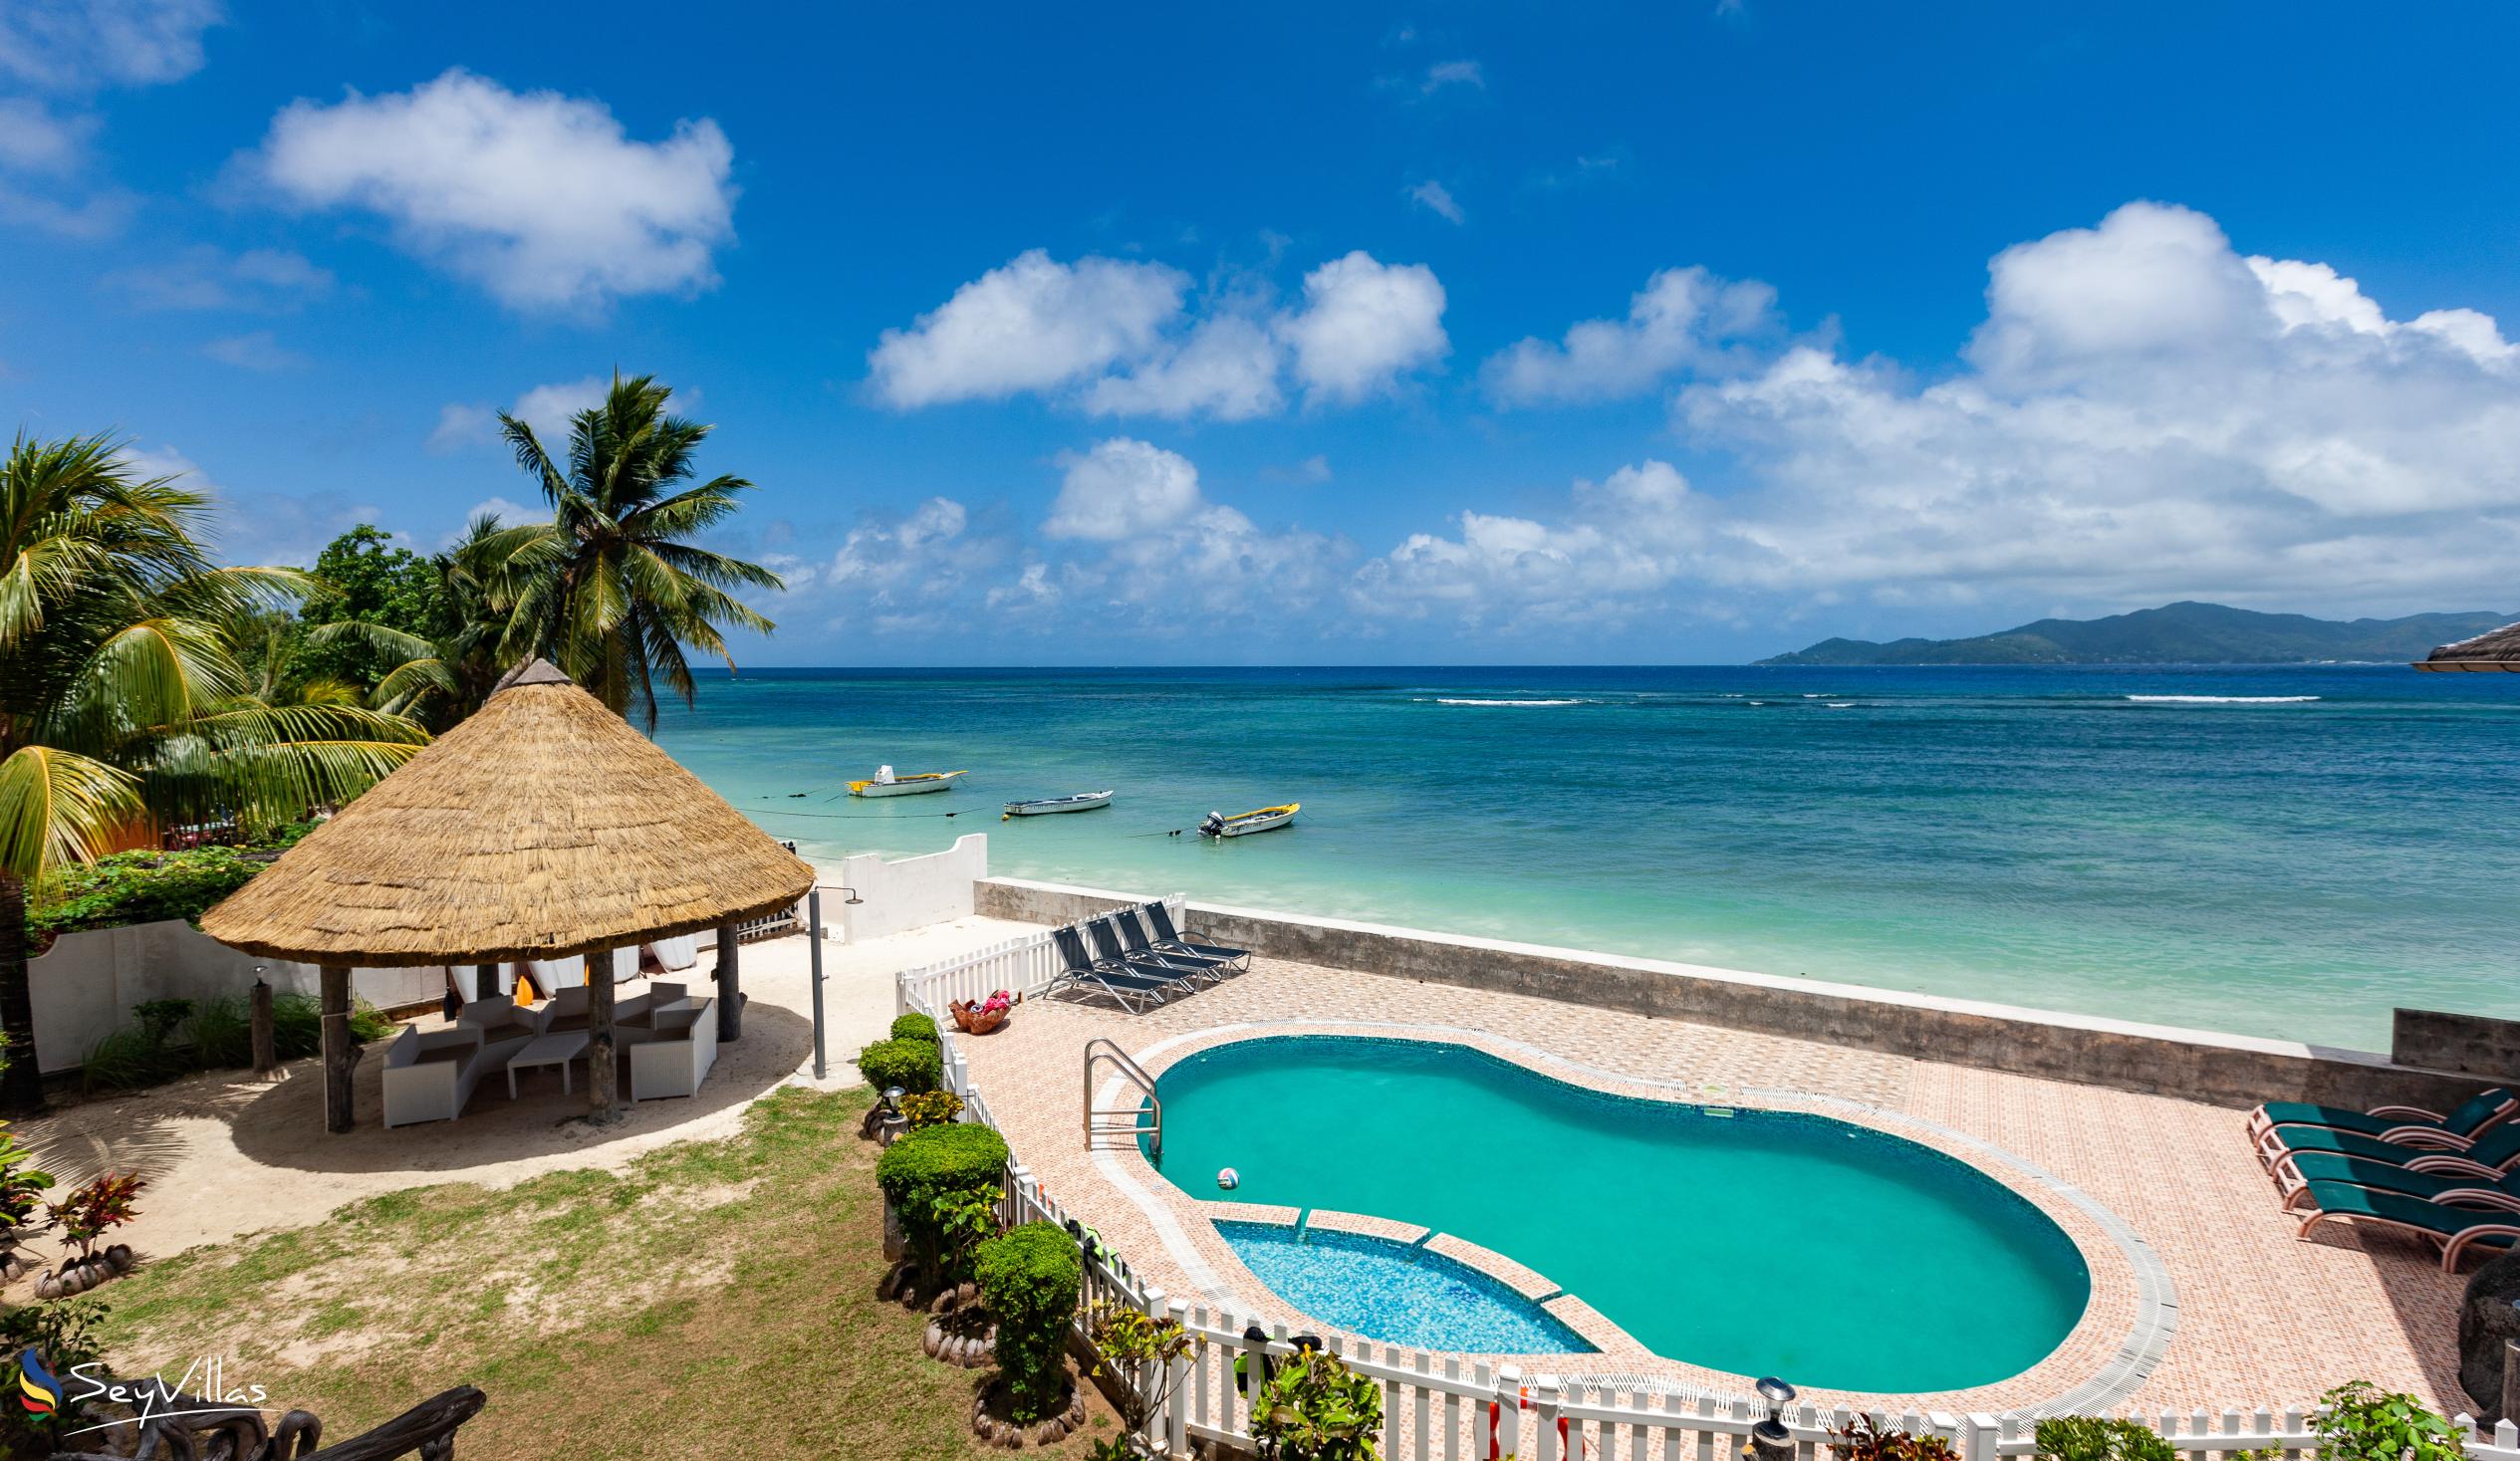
[809,889,827,1081]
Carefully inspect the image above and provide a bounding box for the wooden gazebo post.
[587,958,620,1120]
[714,922,742,1043]
[197,658,815,1135]
[321,965,356,1133]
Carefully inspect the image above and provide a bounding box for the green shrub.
[876,1123,1008,1282]
[899,1090,963,1128]
[2036,1417,2176,1461]
[83,991,395,1093]
[32,848,268,940]
[2317,1382,2462,1461]
[974,1221,1081,1423]
[856,1036,941,1095]
[1249,1347,1382,1461]
[1836,1416,1959,1461]
[889,1012,941,1045]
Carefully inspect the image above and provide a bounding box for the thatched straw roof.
[201,660,815,967]
[2416,619,2520,671]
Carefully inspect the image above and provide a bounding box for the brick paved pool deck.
[953,956,2465,1417]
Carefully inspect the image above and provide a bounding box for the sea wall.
[30,921,443,1074]
[2394,1008,2520,1083]
[975,874,2487,1111]
[833,834,987,943]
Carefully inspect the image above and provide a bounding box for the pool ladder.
[1084,1038,1161,1159]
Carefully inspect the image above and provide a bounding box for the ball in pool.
[1216,1167,1239,1191]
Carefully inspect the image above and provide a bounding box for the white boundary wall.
[835,833,987,943]
[900,928,2520,1459]
[30,920,442,1074]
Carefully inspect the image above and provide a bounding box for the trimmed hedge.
[876,1123,1008,1215]
[974,1221,1081,1423]
[876,1122,1008,1283]
[889,1012,941,1045]
[856,1037,941,1095]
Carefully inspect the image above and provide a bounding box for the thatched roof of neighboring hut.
[201,660,815,966]
[2416,619,2520,671]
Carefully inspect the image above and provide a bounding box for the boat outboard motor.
[1199,811,1224,837]
[877,764,895,784]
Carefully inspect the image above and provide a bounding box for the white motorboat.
[847,766,967,798]
[1003,790,1115,818]
[1197,803,1299,838]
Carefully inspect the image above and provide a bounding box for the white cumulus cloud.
[1277,252,1448,404]
[870,249,1447,419]
[1045,437,1204,542]
[246,69,737,312]
[869,250,1187,409]
[1482,265,1778,404]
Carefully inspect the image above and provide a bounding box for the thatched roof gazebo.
[2415,620,2520,671]
[202,660,816,1131]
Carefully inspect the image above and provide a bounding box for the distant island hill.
[1757,602,2520,667]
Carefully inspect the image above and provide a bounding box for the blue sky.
[6,2,2519,664]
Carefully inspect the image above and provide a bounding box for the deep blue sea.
[649,664,2520,1050]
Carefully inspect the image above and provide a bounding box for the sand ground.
[6,914,1037,1284]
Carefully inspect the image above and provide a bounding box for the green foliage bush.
[876,1123,1008,1283]
[974,1221,1081,1423]
[83,993,395,1094]
[2317,1382,2462,1461]
[1835,1415,1959,1461]
[856,1036,941,1095]
[889,1012,941,1045]
[1250,1347,1383,1461]
[898,1090,963,1128]
[34,849,266,940]
[2036,1417,2177,1461]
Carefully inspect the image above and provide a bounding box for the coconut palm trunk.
[0,871,35,1112]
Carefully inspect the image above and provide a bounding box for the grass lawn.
[90,1085,1122,1459]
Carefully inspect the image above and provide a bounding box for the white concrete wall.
[28,920,443,1074]
[832,833,988,943]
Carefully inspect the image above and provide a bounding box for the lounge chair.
[1043,926,1178,1015]
[1110,909,1232,985]
[2275,1152,2520,1211]
[1087,916,1213,991]
[1140,902,1249,973]
[2247,1086,2513,1154]
[2266,1122,2520,1201]
[2293,1179,2520,1272]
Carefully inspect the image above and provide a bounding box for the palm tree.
[494,373,783,727]
[0,434,428,1111]
[311,515,534,732]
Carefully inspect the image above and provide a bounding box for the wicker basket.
[948,995,1017,1036]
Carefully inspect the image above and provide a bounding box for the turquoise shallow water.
[1215,1221,1594,1355]
[1150,1037,2091,1391]
[650,663,2520,1049]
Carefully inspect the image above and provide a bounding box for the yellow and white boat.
[1197,803,1298,838]
[848,766,967,798]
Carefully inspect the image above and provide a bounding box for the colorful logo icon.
[17,1349,59,1415]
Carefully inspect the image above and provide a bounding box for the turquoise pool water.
[1147,1036,2092,1393]
[1217,1221,1594,1354]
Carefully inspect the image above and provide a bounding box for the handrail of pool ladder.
[1084,1038,1162,1160]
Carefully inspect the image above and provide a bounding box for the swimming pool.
[1218,1221,1594,1354]
[1145,1035,2092,1393]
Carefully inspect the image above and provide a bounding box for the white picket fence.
[901,937,2520,1461]
[894,894,1192,1017]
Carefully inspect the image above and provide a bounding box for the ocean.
[649,664,2520,1051]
